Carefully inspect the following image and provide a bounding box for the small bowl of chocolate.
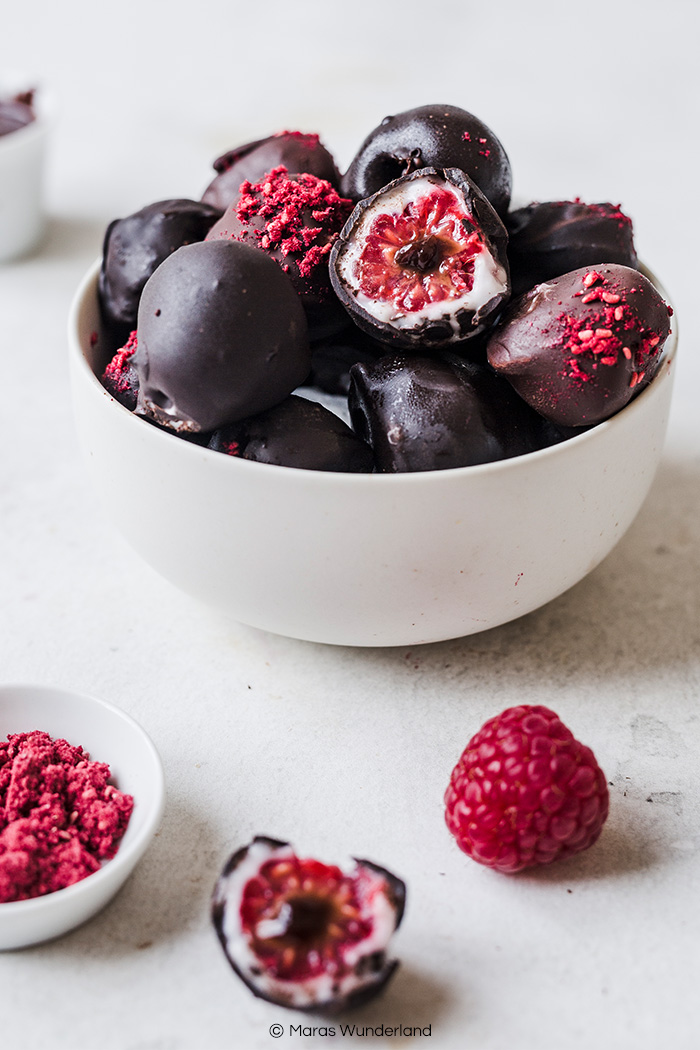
[68,106,678,647]
[0,684,165,951]
[0,77,51,262]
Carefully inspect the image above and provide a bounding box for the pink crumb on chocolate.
[103,330,138,393]
[234,166,352,279]
[558,270,667,384]
[0,731,133,903]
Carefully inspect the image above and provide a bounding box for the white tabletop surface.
[2,2,699,1048]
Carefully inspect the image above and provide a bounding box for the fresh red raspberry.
[444,705,609,873]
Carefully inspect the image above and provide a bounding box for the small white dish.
[0,75,51,263]
[69,259,677,647]
[0,684,165,951]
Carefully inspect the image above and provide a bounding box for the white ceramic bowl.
[0,684,165,951]
[0,75,51,262]
[69,260,677,647]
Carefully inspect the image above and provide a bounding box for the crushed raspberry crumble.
[0,731,133,903]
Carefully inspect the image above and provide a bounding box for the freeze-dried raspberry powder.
[103,330,138,393]
[235,166,352,278]
[0,731,133,903]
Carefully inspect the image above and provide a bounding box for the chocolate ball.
[341,104,512,218]
[486,264,673,427]
[348,353,549,472]
[202,131,341,211]
[98,199,222,344]
[506,201,638,297]
[208,395,374,472]
[134,240,310,433]
[206,167,352,340]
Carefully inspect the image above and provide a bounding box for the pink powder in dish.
[0,731,133,903]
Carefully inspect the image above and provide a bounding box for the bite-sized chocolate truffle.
[206,166,353,340]
[208,395,374,472]
[212,836,406,1013]
[331,167,510,350]
[202,131,341,211]
[308,323,386,396]
[102,331,140,410]
[134,239,310,433]
[348,352,549,472]
[98,198,222,345]
[487,265,673,427]
[341,104,512,218]
[506,200,638,297]
[0,90,35,137]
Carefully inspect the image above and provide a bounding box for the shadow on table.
[334,963,456,1037]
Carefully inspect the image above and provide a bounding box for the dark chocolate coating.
[348,353,549,472]
[135,240,310,432]
[330,167,511,350]
[206,169,351,340]
[0,91,35,137]
[308,323,386,396]
[98,199,222,344]
[506,201,638,297]
[341,104,511,217]
[208,395,374,472]
[202,131,341,210]
[487,264,672,427]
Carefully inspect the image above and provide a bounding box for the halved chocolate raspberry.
[330,168,510,350]
[212,837,405,1013]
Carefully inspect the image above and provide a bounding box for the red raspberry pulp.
[444,705,609,873]
[356,188,483,313]
[239,855,372,982]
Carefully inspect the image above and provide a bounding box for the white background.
[1,1,699,1047]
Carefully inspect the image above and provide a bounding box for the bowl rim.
[0,683,165,916]
[69,257,678,486]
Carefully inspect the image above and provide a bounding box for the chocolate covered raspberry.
[487,265,672,426]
